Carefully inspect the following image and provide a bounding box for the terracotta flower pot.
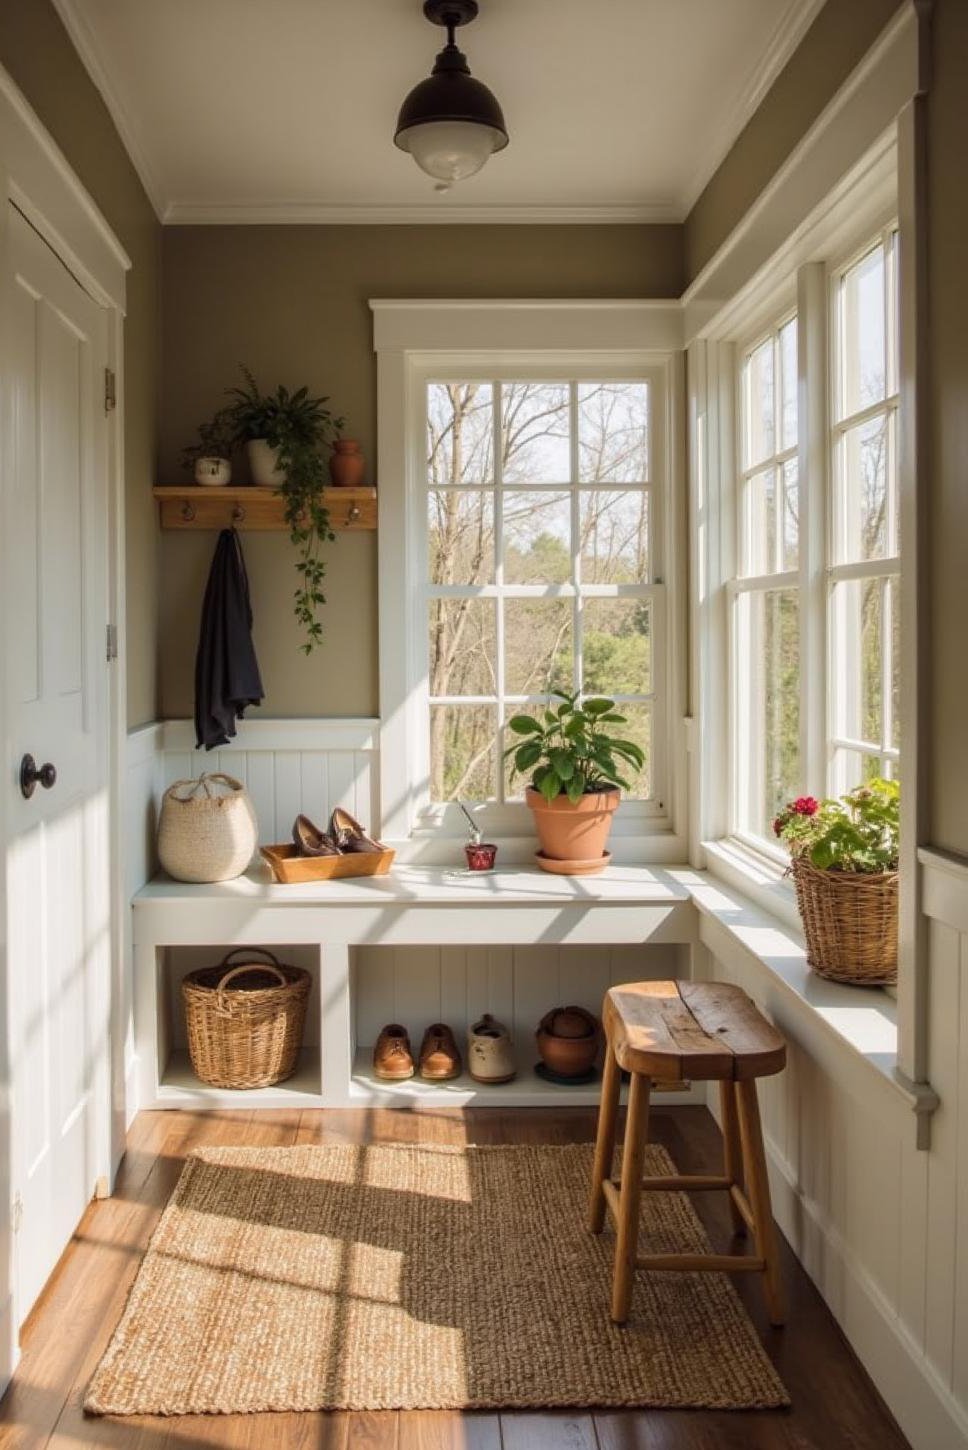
[536,1006,600,1078]
[329,438,365,488]
[525,787,619,873]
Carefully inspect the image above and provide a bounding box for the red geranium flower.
[793,796,819,816]
[772,816,784,837]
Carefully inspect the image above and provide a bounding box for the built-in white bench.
[133,862,900,1114]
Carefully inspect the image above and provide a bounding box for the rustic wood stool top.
[603,980,786,1082]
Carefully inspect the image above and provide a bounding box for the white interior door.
[3,204,111,1324]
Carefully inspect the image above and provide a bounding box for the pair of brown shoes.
[293,807,383,858]
[373,1023,462,1082]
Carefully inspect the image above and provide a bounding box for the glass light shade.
[397,119,504,184]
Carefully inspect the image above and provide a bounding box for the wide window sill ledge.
[677,850,934,1125]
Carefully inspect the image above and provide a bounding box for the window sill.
[679,849,936,1129]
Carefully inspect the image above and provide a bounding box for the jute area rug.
[86,1142,788,1415]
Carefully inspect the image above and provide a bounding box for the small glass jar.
[464,842,498,871]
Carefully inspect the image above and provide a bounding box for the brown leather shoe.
[418,1023,462,1081]
[330,806,383,854]
[373,1024,414,1081]
[292,814,340,857]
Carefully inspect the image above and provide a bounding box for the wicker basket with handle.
[157,773,258,884]
[791,856,898,986]
[182,949,311,1088]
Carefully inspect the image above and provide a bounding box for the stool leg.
[610,1071,650,1324]
[588,1041,622,1232]
[720,1079,747,1237]
[735,1077,785,1326]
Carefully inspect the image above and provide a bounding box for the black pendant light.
[395,0,509,190]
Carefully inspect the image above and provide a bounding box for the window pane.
[833,747,883,795]
[831,578,883,747]
[579,491,649,583]
[428,598,496,698]
[503,598,573,695]
[744,467,776,576]
[781,459,798,571]
[737,589,800,840]
[779,317,798,451]
[841,244,885,417]
[430,704,496,803]
[501,383,570,483]
[582,599,651,695]
[427,382,493,485]
[888,575,900,751]
[611,703,652,801]
[429,489,494,586]
[503,490,571,584]
[744,338,775,468]
[578,382,649,482]
[839,415,888,561]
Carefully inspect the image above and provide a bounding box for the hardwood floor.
[0,1104,910,1450]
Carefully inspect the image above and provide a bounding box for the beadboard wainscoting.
[700,847,968,1450]
[157,718,381,846]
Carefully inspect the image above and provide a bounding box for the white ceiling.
[52,0,826,224]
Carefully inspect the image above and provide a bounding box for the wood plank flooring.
[0,1104,910,1450]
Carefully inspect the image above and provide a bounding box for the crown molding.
[161,200,682,226]
[51,0,166,221]
[678,0,829,217]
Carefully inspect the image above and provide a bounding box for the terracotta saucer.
[534,850,611,876]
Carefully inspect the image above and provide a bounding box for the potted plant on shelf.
[224,366,344,653]
[504,689,645,875]
[180,408,236,486]
[773,778,900,986]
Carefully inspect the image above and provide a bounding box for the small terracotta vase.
[536,1006,600,1078]
[525,787,619,872]
[329,438,365,487]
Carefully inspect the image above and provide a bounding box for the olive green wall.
[684,0,903,284]
[159,224,683,719]
[926,0,968,857]
[0,0,161,728]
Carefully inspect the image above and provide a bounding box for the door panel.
[4,205,110,1321]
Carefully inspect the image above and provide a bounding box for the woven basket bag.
[791,855,898,986]
[157,773,257,883]
[182,949,311,1088]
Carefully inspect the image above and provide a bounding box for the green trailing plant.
[224,367,344,653]
[179,406,236,469]
[504,689,645,804]
[773,778,900,872]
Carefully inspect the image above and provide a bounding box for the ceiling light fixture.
[395,0,509,191]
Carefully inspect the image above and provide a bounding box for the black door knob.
[20,754,57,800]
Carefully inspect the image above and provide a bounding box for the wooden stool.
[588,979,787,1326]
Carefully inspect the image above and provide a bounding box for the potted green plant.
[180,407,236,486]
[224,367,344,653]
[504,689,645,875]
[773,778,899,985]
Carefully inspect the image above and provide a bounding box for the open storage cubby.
[152,943,325,1108]
[348,941,695,1108]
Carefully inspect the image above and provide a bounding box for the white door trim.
[0,59,129,1387]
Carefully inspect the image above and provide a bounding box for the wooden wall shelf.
[153,486,377,532]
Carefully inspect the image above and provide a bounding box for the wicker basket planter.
[182,949,311,1088]
[791,856,898,986]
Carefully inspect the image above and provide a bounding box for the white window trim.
[372,301,688,861]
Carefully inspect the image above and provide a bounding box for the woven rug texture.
[85,1141,788,1415]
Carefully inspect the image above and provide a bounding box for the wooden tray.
[261,843,395,884]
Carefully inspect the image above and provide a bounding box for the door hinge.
[106,623,118,662]
[104,367,116,413]
[11,1193,22,1235]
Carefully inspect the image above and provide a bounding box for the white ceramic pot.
[194,455,232,486]
[247,438,287,487]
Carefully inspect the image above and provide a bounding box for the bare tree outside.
[427,380,654,804]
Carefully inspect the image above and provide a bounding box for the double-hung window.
[728,225,899,854]
[424,374,665,823]
[732,316,800,843]
[829,231,900,789]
